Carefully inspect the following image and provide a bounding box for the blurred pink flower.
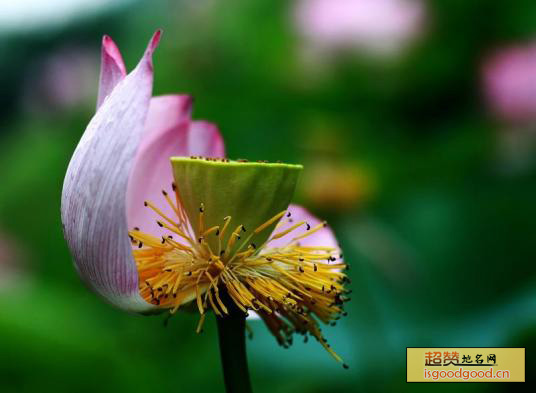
[483,43,536,123]
[294,0,425,57]
[22,46,99,113]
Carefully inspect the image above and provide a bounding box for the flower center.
[129,183,350,366]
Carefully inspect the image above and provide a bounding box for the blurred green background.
[0,1,534,392]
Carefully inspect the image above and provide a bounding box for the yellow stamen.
[196,313,206,334]
[254,210,287,234]
[131,194,349,365]
[198,203,205,234]
[291,222,328,242]
[202,225,220,237]
[269,221,307,241]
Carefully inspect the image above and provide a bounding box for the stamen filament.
[253,210,287,234]
[132,196,348,365]
[270,221,307,241]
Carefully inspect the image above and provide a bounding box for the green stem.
[216,304,253,393]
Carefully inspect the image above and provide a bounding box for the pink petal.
[187,120,225,157]
[96,35,127,109]
[126,94,192,234]
[126,103,225,235]
[61,31,162,312]
[267,203,339,250]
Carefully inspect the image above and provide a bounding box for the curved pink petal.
[126,94,192,234]
[61,31,161,313]
[126,104,225,235]
[267,203,339,250]
[187,120,225,157]
[97,35,127,109]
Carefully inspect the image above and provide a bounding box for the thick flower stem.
[216,301,253,393]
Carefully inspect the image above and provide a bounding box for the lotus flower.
[483,43,536,123]
[61,31,349,366]
[294,0,425,57]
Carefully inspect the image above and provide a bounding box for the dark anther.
[314,264,318,272]
[172,182,177,191]
[322,221,327,227]
[168,235,173,239]
[266,257,272,261]
[199,205,204,212]
[143,201,148,206]
[162,190,168,196]
[215,229,220,236]
[157,221,163,227]
[138,242,143,248]
[161,237,166,244]
[242,225,246,232]
[187,271,192,276]
[251,243,256,249]
[298,267,304,273]
[134,227,140,231]
[299,257,304,262]
[286,212,291,217]
[220,250,225,256]
[198,237,203,243]
[339,253,344,258]
[128,235,134,241]
[306,223,311,230]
